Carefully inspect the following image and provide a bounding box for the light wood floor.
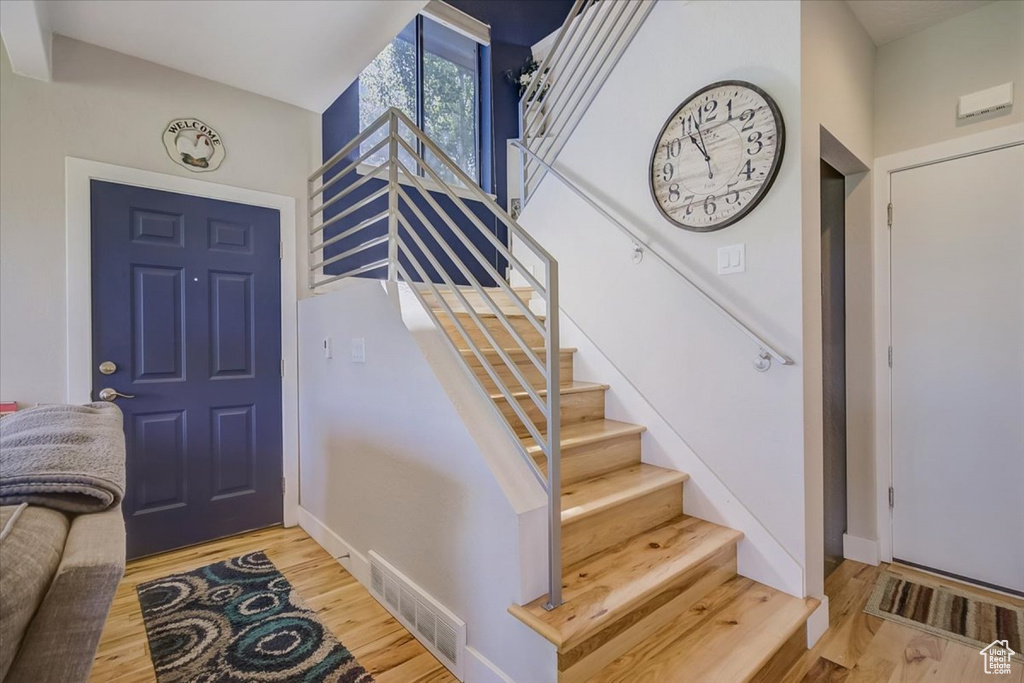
[90,525,456,683]
[779,561,1024,683]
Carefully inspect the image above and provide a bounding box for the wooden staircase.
[423,286,819,682]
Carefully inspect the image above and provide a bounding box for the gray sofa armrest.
[6,506,126,683]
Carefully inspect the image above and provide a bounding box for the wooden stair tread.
[523,419,646,455]
[489,381,608,401]
[561,464,688,525]
[508,516,743,650]
[590,576,819,683]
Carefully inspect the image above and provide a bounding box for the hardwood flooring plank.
[90,526,455,682]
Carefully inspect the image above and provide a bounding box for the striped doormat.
[865,569,1023,661]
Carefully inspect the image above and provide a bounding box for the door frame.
[872,123,1024,564]
[64,157,300,528]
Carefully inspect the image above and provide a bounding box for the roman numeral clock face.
[650,81,785,232]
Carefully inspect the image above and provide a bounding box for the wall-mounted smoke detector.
[958,82,1013,119]
[368,551,466,680]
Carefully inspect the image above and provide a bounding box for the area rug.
[864,569,1023,661]
[137,550,374,682]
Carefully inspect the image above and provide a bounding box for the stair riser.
[536,433,642,486]
[469,353,573,394]
[557,545,738,683]
[439,313,546,349]
[497,388,605,439]
[562,483,683,568]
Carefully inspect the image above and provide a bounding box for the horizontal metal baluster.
[313,210,389,254]
[310,234,389,272]
[521,0,587,120]
[395,186,548,378]
[311,257,390,288]
[523,0,611,142]
[528,0,644,183]
[395,263,551,489]
[390,108,558,279]
[394,137,550,313]
[522,0,594,140]
[396,217,549,419]
[310,185,389,235]
[309,108,391,182]
[311,152,389,214]
[396,237,551,451]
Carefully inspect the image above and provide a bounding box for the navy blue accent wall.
[318,1,573,284]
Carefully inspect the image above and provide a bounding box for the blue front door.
[91,180,283,559]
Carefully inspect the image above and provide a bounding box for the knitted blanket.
[0,403,125,513]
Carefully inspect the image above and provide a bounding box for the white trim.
[356,162,497,202]
[297,506,371,585]
[423,0,490,46]
[806,596,829,648]
[64,157,300,527]
[464,647,515,683]
[872,123,1024,564]
[842,533,879,566]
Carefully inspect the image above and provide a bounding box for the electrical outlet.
[351,337,365,363]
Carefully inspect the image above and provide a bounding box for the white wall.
[0,35,320,406]
[517,0,809,590]
[875,0,1024,157]
[298,280,554,683]
[800,0,876,592]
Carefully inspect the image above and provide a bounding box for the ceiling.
[846,0,992,45]
[38,0,427,112]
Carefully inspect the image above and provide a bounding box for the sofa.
[0,503,125,683]
[0,402,127,683]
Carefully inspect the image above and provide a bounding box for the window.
[358,14,481,187]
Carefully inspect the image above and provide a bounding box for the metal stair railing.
[307,107,564,609]
[518,0,657,203]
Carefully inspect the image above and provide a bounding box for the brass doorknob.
[98,388,135,402]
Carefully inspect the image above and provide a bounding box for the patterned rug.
[865,569,1023,661]
[137,551,374,682]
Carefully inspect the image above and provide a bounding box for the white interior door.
[890,142,1024,594]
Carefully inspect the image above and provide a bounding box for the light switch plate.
[323,336,333,359]
[351,337,365,363]
[717,244,745,275]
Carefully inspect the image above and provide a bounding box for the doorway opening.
[821,159,847,579]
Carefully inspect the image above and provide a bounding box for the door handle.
[98,387,135,402]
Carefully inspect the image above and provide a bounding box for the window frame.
[359,12,486,189]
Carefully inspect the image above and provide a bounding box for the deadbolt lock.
[99,361,117,375]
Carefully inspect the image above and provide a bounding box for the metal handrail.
[519,0,656,203]
[512,140,793,371]
[308,108,563,609]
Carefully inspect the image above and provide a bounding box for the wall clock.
[649,80,785,232]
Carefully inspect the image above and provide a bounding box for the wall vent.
[368,551,466,680]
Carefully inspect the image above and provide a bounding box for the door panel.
[91,180,282,559]
[890,144,1024,594]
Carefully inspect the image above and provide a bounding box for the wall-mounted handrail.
[308,108,563,609]
[512,140,793,371]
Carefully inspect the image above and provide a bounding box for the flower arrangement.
[507,58,550,102]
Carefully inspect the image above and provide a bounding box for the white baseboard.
[465,647,514,683]
[297,507,518,683]
[843,533,880,566]
[297,506,371,586]
[806,596,830,647]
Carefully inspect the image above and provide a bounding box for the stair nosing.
[524,419,646,455]
[489,381,609,401]
[560,465,690,526]
[459,346,576,357]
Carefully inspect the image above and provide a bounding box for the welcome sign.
[163,118,225,172]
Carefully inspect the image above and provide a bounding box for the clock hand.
[695,124,714,179]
